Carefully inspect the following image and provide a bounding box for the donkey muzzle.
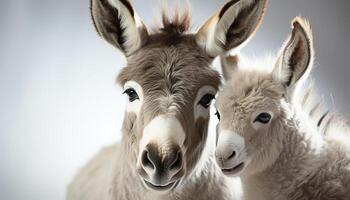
[215,130,247,176]
[138,143,184,191]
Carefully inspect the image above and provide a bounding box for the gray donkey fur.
[215,17,350,200]
[67,0,268,199]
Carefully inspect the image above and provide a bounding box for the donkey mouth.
[221,162,244,176]
[143,179,178,192]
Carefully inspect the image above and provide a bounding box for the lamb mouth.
[221,162,244,176]
[143,180,178,191]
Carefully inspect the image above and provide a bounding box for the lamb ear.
[196,0,268,57]
[273,17,314,87]
[90,0,148,56]
[220,55,239,81]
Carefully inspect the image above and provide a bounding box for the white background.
[0,0,349,199]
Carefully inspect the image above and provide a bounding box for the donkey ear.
[90,0,148,56]
[196,0,268,57]
[273,17,314,87]
[220,55,239,81]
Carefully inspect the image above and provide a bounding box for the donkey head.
[215,17,314,177]
[91,0,267,192]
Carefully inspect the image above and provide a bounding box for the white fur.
[216,130,248,170]
[107,0,145,55]
[204,17,222,57]
[140,115,186,153]
[238,53,277,72]
[194,85,217,120]
[124,80,143,116]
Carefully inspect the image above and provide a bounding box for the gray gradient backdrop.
[0,0,349,199]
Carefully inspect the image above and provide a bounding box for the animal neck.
[241,106,327,199]
[109,132,145,199]
[171,156,230,199]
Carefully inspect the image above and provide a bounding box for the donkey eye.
[254,112,272,124]
[123,88,139,102]
[198,94,215,109]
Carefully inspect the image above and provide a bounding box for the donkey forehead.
[217,71,283,113]
[118,38,220,96]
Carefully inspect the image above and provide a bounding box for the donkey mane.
[159,3,191,34]
[295,80,350,137]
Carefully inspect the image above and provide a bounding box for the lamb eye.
[123,88,139,102]
[254,112,272,124]
[215,111,221,120]
[198,94,215,109]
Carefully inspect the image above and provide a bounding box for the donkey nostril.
[169,151,182,171]
[228,151,236,160]
[141,150,155,170]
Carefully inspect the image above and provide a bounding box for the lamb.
[214,17,350,200]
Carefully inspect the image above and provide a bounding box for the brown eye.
[198,94,215,108]
[254,112,271,124]
[123,88,139,102]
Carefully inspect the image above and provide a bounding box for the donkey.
[214,17,350,200]
[67,0,268,199]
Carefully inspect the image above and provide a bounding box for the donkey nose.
[227,150,236,160]
[141,144,183,177]
[141,149,157,170]
[216,149,237,165]
[166,149,182,172]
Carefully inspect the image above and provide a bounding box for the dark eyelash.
[215,111,221,120]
